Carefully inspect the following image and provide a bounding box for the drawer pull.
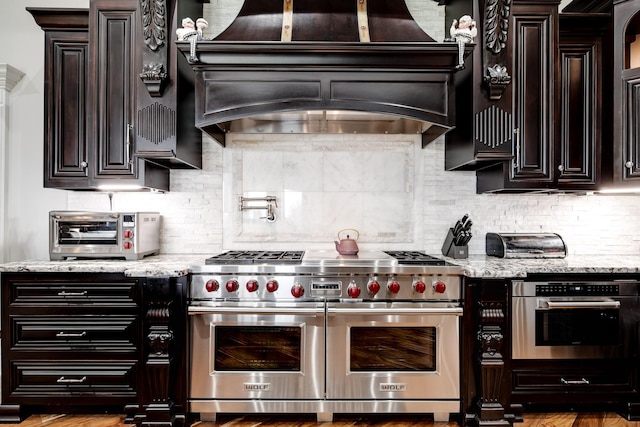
[57,290,88,297]
[56,331,87,338]
[561,377,590,385]
[56,376,87,384]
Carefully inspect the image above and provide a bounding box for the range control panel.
[190,274,461,302]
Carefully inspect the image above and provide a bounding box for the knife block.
[441,228,468,259]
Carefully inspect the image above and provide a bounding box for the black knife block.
[441,228,469,259]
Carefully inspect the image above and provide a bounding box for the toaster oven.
[49,211,160,260]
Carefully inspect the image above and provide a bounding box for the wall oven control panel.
[536,283,619,296]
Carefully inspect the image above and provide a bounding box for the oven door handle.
[188,306,323,315]
[327,307,463,315]
[539,299,621,309]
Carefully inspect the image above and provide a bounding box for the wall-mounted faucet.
[239,196,277,222]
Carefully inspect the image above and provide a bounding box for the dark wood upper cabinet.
[476,0,560,193]
[475,1,609,193]
[556,13,608,191]
[31,0,205,192]
[610,0,640,188]
[87,0,169,191]
[28,8,90,189]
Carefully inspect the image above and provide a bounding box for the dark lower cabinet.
[0,272,187,426]
[463,275,640,426]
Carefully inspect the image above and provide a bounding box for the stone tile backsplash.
[67,133,640,256]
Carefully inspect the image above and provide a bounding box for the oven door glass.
[326,302,462,400]
[350,327,436,371]
[214,326,301,371]
[57,220,118,245]
[536,307,620,346]
[189,302,325,400]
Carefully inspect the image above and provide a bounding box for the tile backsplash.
[67,133,640,257]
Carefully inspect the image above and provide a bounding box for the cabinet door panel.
[43,28,90,188]
[558,44,599,187]
[512,11,554,183]
[622,71,640,180]
[89,1,137,178]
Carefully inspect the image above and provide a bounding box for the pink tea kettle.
[335,229,360,255]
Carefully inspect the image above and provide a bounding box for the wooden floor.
[3,413,640,427]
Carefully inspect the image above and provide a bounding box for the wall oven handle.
[327,307,463,315]
[561,377,590,385]
[539,299,620,309]
[188,306,323,315]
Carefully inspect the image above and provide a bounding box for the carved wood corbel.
[482,0,512,99]
[139,0,168,96]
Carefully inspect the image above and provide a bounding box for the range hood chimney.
[177,0,472,147]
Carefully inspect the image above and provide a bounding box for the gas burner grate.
[205,250,305,265]
[383,251,448,265]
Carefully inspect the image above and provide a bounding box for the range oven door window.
[214,326,301,371]
[350,326,436,372]
[326,302,462,400]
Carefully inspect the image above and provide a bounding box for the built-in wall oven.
[188,250,463,422]
[512,279,640,359]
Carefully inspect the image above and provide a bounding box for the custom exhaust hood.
[176,0,473,147]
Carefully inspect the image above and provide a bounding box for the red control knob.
[433,280,447,293]
[123,241,133,250]
[226,280,239,292]
[291,284,305,298]
[347,285,361,298]
[368,280,381,295]
[205,279,219,292]
[123,229,133,239]
[246,279,259,293]
[266,280,279,293]
[388,280,400,294]
[413,280,427,293]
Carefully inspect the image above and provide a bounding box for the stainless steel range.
[188,250,463,422]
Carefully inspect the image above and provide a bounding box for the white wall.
[0,0,89,261]
[3,0,640,261]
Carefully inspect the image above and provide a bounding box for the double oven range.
[189,250,463,422]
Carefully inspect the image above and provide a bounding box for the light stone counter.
[445,254,640,278]
[0,254,207,277]
[2,254,640,279]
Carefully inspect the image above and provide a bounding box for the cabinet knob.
[80,161,88,168]
[557,165,564,172]
[626,161,634,169]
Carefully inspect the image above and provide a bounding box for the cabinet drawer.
[8,281,137,307]
[7,361,137,400]
[513,369,634,391]
[10,315,138,352]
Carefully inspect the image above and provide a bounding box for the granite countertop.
[0,255,205,277]
[2,254,640,279]
[447,254,640,278]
